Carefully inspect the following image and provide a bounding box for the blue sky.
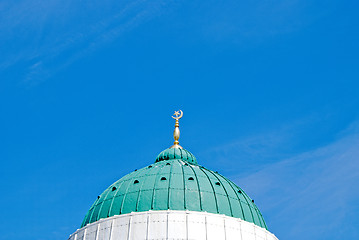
[1,0,358,239]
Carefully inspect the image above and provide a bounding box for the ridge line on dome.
[81,205,91,227]
[216,172,246,223]
[198,166,219,214]
[167,158,174,210]
[119,168,143,215]
[96,175,122,220]
[136,163,159,212]
[86,195,100,225]
[215,171,261,228]
[186,163,203,211]
[107,174,126,222]
[95,179,115,222]
[150,162,167,210]
[212,173,254,225]
[135,167,148,212]
[258,206,268,229]
[205,168,234,217]
[254,204,266,229]
[180,160,187,209]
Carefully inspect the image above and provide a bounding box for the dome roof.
[81,148,267,229]
[155,147,197,164]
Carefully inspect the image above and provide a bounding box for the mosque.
[67,111,278,240]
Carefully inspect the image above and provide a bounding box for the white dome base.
[68,210,278,240]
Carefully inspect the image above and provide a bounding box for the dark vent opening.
[148,165,152,168]
[215,182,221,186]
[166,163,170,165]
[134,180,139,184]
[188,177,194,181]
[161,177,167,181]
[238,190,242,194]
[97,196,100,199]
[252,199,255,203]
[112,187,117,191]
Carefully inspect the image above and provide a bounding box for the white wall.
[68,210,278,240]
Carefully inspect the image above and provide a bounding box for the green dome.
[81,148,267,229]
[155,147,197,165]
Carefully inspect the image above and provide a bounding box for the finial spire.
[170,110,183,149]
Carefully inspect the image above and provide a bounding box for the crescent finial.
[170,110,183,149]
[171,110,183,120]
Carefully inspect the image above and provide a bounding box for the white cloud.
[236,122,359,239]
[0,0,174,84]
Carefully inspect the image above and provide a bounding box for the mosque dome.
[68,110,278,240]
[81,147,267,229]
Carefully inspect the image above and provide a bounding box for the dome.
[68,111,279,240]
[155,147,197,164]
[81,148,267,229]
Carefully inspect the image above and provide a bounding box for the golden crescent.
[171,110,183,120]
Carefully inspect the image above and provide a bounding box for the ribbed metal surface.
[155,148,197,165]
[81,149,267,229]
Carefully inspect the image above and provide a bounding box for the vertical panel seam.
[205,169,233,216]
[107,176,126,217]
[83,228,87,240]
[127,214,132,240]
[96,187,113,222]
[135,167,150,212]
[223,177,258,226]
[146,213,150,240]
[119,169,143,214]
[151,162,166,210]
[223,217,227,240]
[95,222,100,240]
[180,160,186,209]
[205,215,208,240]
[167,160,174,209]
[198,167,219,213]
[166,211,169,239]
[187,164,203,210]
[218,173,246,221]
[109,220,113,240]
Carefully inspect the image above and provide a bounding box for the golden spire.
[170,110,183,149]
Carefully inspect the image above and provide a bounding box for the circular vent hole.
[112,187,117,191]
[252,199,255,203]
[188,177,194,181]
[134,180,139,184]
[148,165,152,168]
[161,177,167,181]
[238,190,242,194]
[97,196,100,199]
[166,163,170,165]
[215,182,221,186]
[184,163,188,166]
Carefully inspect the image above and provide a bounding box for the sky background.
[1,0,359,239]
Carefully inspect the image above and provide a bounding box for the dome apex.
[155,147,197,165]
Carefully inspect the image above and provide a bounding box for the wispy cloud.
[0,0,174,84]
[200,115,327,174]
[234,122,359,239]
